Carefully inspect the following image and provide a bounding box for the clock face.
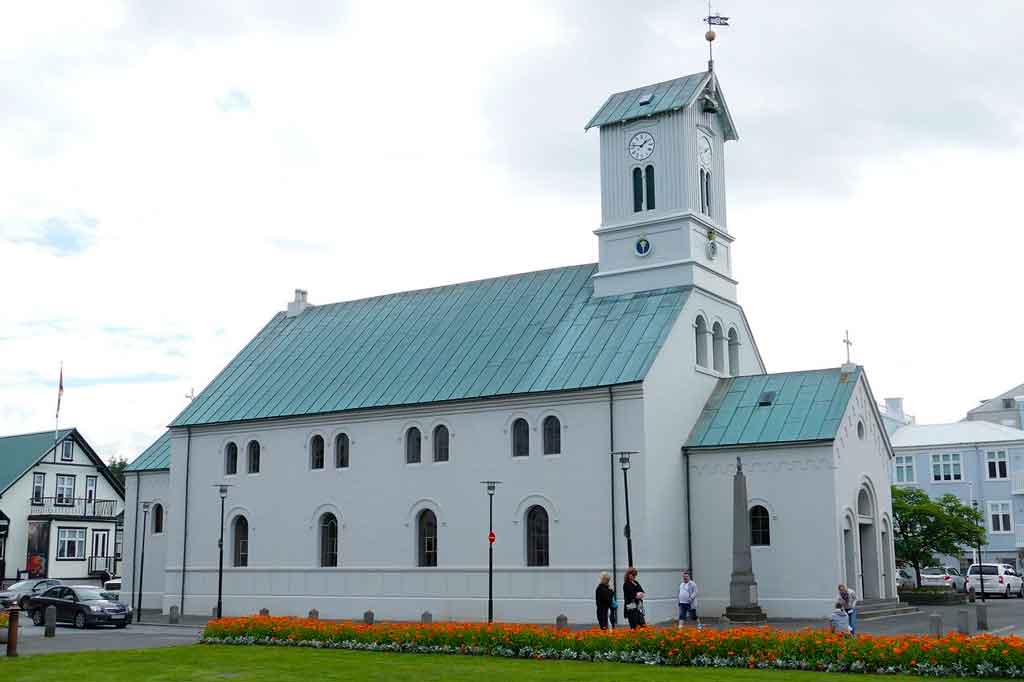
[628,132,655,161]
[699,136,712,167]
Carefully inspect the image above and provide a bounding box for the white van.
[967,563,1024,598]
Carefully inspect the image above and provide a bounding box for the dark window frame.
[644,164,656,210]
[247,441,261,474]
[526,505,550,567]
[335,433,350,469]
[233,516,249,567]
[85,475,98,503]
[632,167,644,212]
[406,427,422,464]
[319,513,339,567]
[225,442,238,475]
[310,435,325,470]
[432,425,450,462]
[61,440,74,462]
[55,526,87,561]
[32,472,46,504]
[152,503,164,534]
[542,416,561,455]
[512,418,530,458]
[55,474,76,506]
[417,509,438,567]
[750,505,770,546]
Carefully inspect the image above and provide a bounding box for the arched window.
[417,509,437,567]
[750,506,770,546]
[319,513,338,567]
[225,442,238,475]
[728,328,740,376]
[512,418,530,457]
[405,427,421,464]
[632,167,643,213]
[233,516,249,567]
[644,165,656,210]
[310,435,324,470]
[699,168,707,214]
[432,425,449,462]
[712,322,725,373]
[152,504,164,534]
[335,433,350,469]
[542,416,561,455]
[247,441,260,474]
[694,316,709,367]
[526,506,549,567]
[704,170,713,216]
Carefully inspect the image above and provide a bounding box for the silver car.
[0,578,64,609]
[920,566,965,592]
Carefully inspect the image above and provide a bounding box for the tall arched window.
[699,168,707,214]
[644,165,656,210]
[694,316,709,368]
[728,328,740,376]
[704,170,713,216]
[750,506,770,546]
[417,509,437,567]
[225,442,238,475]
[310,435,324,470]
[247,441,260,474]
[526,506,549,567]
[512,418,530,457]
[152,504,164,534]
[542,416,561,455]
[406,427,421,464]
[335,433,350,469]
[632,167,644,212]
[712,322,725,373]
[319,513,338,567]
[233,516,249,567]
[432,425,449,462]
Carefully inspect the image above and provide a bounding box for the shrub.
[203,616,1024,677]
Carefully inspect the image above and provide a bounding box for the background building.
[966,383,1024,430]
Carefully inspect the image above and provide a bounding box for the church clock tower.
[585,69,739,300]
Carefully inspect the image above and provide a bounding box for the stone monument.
[725,457,767,623]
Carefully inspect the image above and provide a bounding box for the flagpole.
[55,361,63,452]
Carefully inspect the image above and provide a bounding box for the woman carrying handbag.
[622,567,646,629]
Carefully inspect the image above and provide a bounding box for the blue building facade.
[890,422,1024,571]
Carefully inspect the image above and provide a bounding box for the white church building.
[121,67,896,622]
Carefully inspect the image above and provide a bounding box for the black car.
[26,585,131,629]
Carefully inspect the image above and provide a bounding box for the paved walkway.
[2,622,203,656]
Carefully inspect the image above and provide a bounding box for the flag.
[56,364,63,419]
[705,14,730,26]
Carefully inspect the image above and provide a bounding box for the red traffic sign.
[488,531,496,544]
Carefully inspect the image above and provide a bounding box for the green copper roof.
[0,429,74,494]
[172,264,689,428]
[585,72,709,130]
[126,431,171,472]
[686,367,863,448]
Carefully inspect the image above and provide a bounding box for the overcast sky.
[2,1,1023,462]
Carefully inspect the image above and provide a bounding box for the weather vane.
[703,1,730,71]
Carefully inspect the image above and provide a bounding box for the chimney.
[286,289,309,317]
[884,397,904,421]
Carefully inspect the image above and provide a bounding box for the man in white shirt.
[838,584,858,635]
[677,571,698,628]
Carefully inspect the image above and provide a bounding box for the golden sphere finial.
[705,29,716,42]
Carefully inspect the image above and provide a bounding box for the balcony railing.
[1013,472,1024,495]
[88,556,117,576]
[29,497,120,518]
[1015,524,1024,548]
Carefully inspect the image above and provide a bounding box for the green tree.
[891,486,986,588]
[107,456,129,488]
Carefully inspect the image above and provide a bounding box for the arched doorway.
[842,514,857,591]
[857,488,880,599]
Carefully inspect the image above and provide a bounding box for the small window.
[644,165,656,210]
[85,476,97,503]
[319,513,338,567]
[432,425,449,462]
[55,475,75,505]
[310,435,325,470]
[417,509,437,567]
[930,453,962,482]
[894,455,915,484]
[727,328,740,376]
[632,168,643,213]
[61,440,74,462]
[712,322,725,373]
[335,433,350,469]
[857,421,865,439]
[233,516,249,567]
[750,505,770,546]
[225,442,238,475]
[694,316,709,368]
[987,450,1008,480]
[989,501,1012,533]
[152,504,164,534]
[757,391,776,407]
[247,441,261,474]
[526,506,550,567]
[512,418,530,457]
[1003,398,1016,409]
[638,92,654,105]
[32,473,45,504]
[57,528,86,559]
[406,427,422,464]
[542,416,561,455]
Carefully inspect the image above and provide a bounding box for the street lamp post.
[214,484,233,619]
[972,498,986,602]
[481,480,501,623]
[615,451,638,568]
[136,501,151,623]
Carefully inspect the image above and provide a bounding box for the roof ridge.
[604,72,707,98]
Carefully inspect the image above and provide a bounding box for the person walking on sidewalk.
[622,567,646,629]
[595,572,614,630]
[838,584,858,635]
[677,571,697,628]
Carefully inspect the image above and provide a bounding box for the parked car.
[103,578,122,602]
[897,567,918,589]
[967,563,1024,598]
[0,578,64,609]
[920,566,966,592]
[25,585,131,628]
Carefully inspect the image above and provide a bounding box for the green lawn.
[0,645,976,681]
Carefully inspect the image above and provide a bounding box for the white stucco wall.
[121,469,171,611]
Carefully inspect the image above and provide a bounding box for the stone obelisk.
[725,457,767,622]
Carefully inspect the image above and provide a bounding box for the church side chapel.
[121,52,896,622]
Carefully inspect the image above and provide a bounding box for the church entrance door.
[843,524,857,592]
[857,489,880,600]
